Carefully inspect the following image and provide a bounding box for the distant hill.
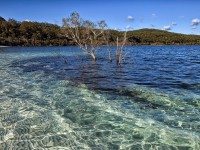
[126,29,200,45]
[0,17,200,46]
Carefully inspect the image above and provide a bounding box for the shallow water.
[0,46,199,149]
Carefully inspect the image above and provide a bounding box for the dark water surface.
[0,46,199,149]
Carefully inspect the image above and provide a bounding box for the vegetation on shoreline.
[0,16,200,46]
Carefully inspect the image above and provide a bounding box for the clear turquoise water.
[0,46,199,149]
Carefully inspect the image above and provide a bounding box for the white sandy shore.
[0,46,9,47]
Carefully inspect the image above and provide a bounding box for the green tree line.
[0,16,200,46]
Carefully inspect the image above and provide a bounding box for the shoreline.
[0,44,200,47]
[0,46,9,47]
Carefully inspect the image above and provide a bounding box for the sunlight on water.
[0,46,199,149]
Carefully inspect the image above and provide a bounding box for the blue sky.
[0,0,200,34]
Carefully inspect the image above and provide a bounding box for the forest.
[0,16,200,46]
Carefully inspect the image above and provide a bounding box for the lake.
[0,46,199,149]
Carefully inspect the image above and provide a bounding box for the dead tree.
[62,12,107,61]
[115,31,127,65]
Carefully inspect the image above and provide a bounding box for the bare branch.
[62,12,107,61]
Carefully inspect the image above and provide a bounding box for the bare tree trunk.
[116,37,120,65]
[90,52,96,61]
[116,53,121,65]
[108,50,112,62]
[115,32,127,65]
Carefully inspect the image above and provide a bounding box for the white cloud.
[171,22,177,26]
[126,25,133,30]
[152,13,156,17]
[191,27,197,30]
[150,24,155,28]
[191,18,200,26]
[127,16,134,21]
[24,19,30,22]
[163,25,172,31]
[114,28,122,31]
